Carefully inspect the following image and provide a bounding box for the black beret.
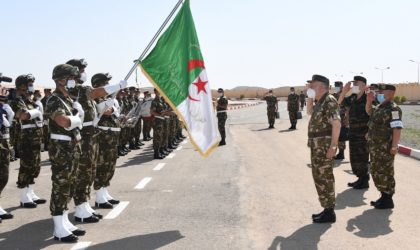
[308,74,329,86]
[334,81,343,87]
[354,76,367,84]
[378,84,396,91]
[217,88,224,92]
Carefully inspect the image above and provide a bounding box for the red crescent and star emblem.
[188,59,207,102]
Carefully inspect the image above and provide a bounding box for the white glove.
[72,101,85,121]
[104,80,128,95]
[105,98,114,108]
[3,104,15,124]
[2,114,10,128]
[65,115,83,130]
[27,109,42,120]
[93,115,100,127]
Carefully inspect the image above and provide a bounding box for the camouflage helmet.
[52,64,79,80]
[66,58,88,70]
[15,74,35,88]
[91,73,112,88]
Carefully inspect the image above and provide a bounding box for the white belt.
[98,126,121,132]
[83,121,94,127]
[21,124,37,129]
[50,133,72,141]
[217,110,227,113]
[1,134,10,139]
[155,116,165,120]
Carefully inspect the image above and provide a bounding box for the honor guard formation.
[0,68,404,243]
[0,59,187,243]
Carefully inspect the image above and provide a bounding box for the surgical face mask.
[269,93,273,96]
[377,93,385,104]
[352,86,360,94]
[335,87,341,93]
[79,72,87,83]
[307,88,316,99]
[218,92,223,97]
[291,91,295,94]
[67,79,76,89]
[27,86,35,93]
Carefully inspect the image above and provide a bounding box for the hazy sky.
[1,0,420,89]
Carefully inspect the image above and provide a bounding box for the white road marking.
[71,241,92,250]
[104,201,130,220]
[167,153,176,159]
[176,146,183,151]
[135,177,152,189]
[153,163,166,171]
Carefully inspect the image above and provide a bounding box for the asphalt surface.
[0,102,419,250]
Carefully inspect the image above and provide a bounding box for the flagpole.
[123,0,184,82]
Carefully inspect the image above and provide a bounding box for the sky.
[1,0,420,89]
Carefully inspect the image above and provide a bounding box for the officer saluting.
[306,75,341,223]
[366,84,402,209]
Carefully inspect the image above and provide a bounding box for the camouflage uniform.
[287,93,300,127]
[94,97,120,190]
[368,101,403,195]
[161,98,170,148]
[68,85,99,205]
[216,96,228,140]
[151,96,165,152]
[0,108,11,196]
[265,95,277,126]
[343,94,370,178]
[133,95,142,144]
[299,93,306,110]
[10,95,42,188]
[308,93,340,208]
[45,92,81,216]
[41,95,50,150]
[333,92,347,152]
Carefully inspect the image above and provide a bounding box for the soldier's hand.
[390,147,398,155]
[343,82,352,94]
[326,147,337,160]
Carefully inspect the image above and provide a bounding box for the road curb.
[398,144,420,160]
[228,102,263,110]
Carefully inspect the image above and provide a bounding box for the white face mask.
[335,87,341,93]
[269,93,273,96]
[352,86,360,94]
[218,93,223,97]
[307,88,316,98]
[79,72,87,83]
[67,79,76,89]
[27,86,35,93]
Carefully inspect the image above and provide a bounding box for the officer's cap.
[217,88,224,92]
[354,76,367,84]
[334,81,343,87]
[307,74,329,86]
[378,84,396,91]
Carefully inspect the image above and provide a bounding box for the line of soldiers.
[306,74,403,223]
[264,88,301,130]
[0,58,185,243]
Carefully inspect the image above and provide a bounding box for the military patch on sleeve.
[390,120,403,128]
[392,111,400,120]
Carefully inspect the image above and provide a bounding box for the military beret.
[334,81,343,87]
[378,84,396,91]
[15,74,35,88]
[66,58,88,70]
[217,88,224,92]
[53,64,79,80]
[91,73,112,88]
[307,74,329,86]
[354,76,367,84]
[370,84,379,89]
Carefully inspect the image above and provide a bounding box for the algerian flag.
[140,0,220,156]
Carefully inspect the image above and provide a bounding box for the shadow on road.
[346,209,393,238]
[335,188,368,210]
[88,230,184,250]
[117,145,155,168]
[252,127,274,131]
[268,224,331,250]
[0,218,56,249]
[278,129,296,133]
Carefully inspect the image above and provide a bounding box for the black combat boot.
[289,124,296,130]
[347,177,361,187]
[160,148,168,157]
[117,146,126,156]
[312,208,336,223]
[154,150,163,159]
[312,210,324,219]
[374,193,394,209]
[370,192,385,206]
[219,138,226,146]
[334,149,345,160]
[353,175,369,190]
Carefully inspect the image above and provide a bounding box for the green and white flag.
[140,0,220,156]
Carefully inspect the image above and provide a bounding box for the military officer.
[299,91,306,111]
[10,74,46,208]
[0,85,14,221]
[306,75,341,223]
[338,76,370,189]
[366,84,402,209]
[287,87,300,130]
[151,88,167,159]
[216,88,228,145]
[332,82,347,160]
[264,89,278,129]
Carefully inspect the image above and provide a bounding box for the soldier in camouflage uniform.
[0,85,14,221]
[10,74,46,208]
[306,75,341,223]
[287,87,300,130]
[216,88,228,146]
[127,87,140,150]
[161,97,173,154]
[338,76,370,189]
[264,89,278,129]
[299,91,306,111]
[141,91,153,141]
[133,88,144,147]
[116,91,127,156]
[92,73,123,209]
[8,88,19,162]
[41,88,52,151]
[366,84,402,209]
[332,82,347,160]
[151,88,168,159]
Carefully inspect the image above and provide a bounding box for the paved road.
[0,102,419,250]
